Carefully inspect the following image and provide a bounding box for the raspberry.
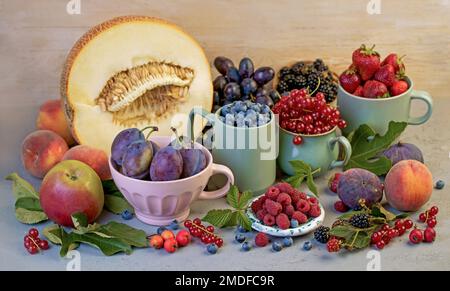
[349,214,370,228]
[296,199,311,214]
[292,211,308,224]
[309,204,321,217]
[284,205,295,217]
[298,192,307,200]
[290,192,301,204]
[263,214,276,226]
[276,213,290,230]
[256,209,267,221]
[328,173,341,193]
[327,238,342,252]
[264,199,282,216]
[275,182,294,194]
[251,198,263,213]
[334,201,349,213]
[255,233,269,247]
[265,186,280,200]
[277,193,292,206]
[308,197,319,205]
[314,226,330,243]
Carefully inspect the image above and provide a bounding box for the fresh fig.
[337,168,384,209]
[382,142,424,166]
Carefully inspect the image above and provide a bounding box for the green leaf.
[202,209,234,228]
[99,221,148,248]
[344,121,407,175]
[352,231,371,249]
[226,185,239,209]
[395,213,410,220]
[5,173,39,199]
[223,212,239,227]
[15,197,43,211]
[285,160,319,196]
[236,211,252,231]
[71,212,88,229]
[371,204,397,222]
[102,180,123,197]
[15,208,48,224]
[329,225,357,241]
[288,160,311,173]
[60,232,132,257]
[284,174,305,189]
[43,225,63,245]
[237,191,254,210]
[104,195,134,214]
[306,173,318,196]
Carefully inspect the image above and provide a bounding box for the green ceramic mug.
[278,126,352,176]
[337,77,433,135]
[188,107,277,195]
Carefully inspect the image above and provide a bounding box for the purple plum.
[149,147,183,181]
[111,128,144,166]
[121,140,153,179]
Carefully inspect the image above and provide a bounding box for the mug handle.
[408,90,433,125]
[188,107,216,142]
[329,136,352,169]
[199,164,235,200]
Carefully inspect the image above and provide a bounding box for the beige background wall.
[0,0,449,175]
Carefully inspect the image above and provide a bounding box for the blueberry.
[261,105,271,114]
[221,106,230,116]
[272,241,283,252]
[290,219,299,228]
[169,220,179,230]
[241,242,252,251]
[250,104,261,113]
[207,243,218,254]
[303,241,313,251]
[246,109,257,117]
[235,234,246,243]
[219,116,225,123]
[225,113,235,126]
[282,237,293,247]
[237,225,248,233]
[121,210,133,220]
[435,180,445,190]
[157,226,166,235]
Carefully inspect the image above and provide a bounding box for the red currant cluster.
[24,228,49,254]
[184,218,224,248]
[409,206,439,244]
[371,218,414,250]
[273,89,347,144]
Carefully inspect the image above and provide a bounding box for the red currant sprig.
[184,219,223,248]
[24,228,50,255]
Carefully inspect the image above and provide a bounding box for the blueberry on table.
[272,241,283,252]
[121,210,133,220]
[435,180,445,190]
[282,237,293,247]
[303,241,313,251]
[207,243,218,254]
[241,242,252,252]
[235,234,246,243]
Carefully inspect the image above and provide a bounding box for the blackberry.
[306,73,320,90]
[279,67,291,78]
[350,214,370,228]
[313,59,328,72]
[277,80,290,94]
[318,82,337,103]
[294,75,307,88]
[292,62,305,75]
[314,226,330,244]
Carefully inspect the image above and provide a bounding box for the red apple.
[40,160,104,227]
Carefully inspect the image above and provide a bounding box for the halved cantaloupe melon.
[61,16,213,154]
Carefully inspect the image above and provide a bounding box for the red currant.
[337,120,347,129]
[296,123,305,133]
[184,220,192,228]
[28,228,39,239]
[371,232,383,244]
[429,206,439,216]
[215,238,224,248]
[423,227,436,243]
[397,225,407,236]
[394,220,404,229]
[376,240,385,250]
[38,240,49,250]
[24,241,32,249]
[387,229,398,239]
[27,245,39,255]
[381,224,390,231]
[427,218,437,228]
[206,226,215,233]
[409,229,423,244]
[315,92,325,100]
[24,236,32,244]
[418,212,427,222]
[293,136,303,145]
[403,219,413,230]
[299,88,308,97]
[193,218,202,225]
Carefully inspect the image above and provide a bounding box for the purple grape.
[255,87,268,97]
[255,95,274,107]
[253,67,275,85]
[111,128,145,166]
[240,78,258,96]
[214,56,234,76]
[227,67,241,83]
[224,83,241,100]
[150,147,183,181]
[239,57,254,78]
[121,140,153,179]
[213,76,227,94]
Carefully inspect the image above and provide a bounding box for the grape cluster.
[277,59,338,103]
[212,56,278,111]
[184,218,223,247]
[273,89,347,141]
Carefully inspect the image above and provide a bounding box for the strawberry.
[374,64,396,87]
[353,85,364,97]
[363,80,389,98]
[381,53,405,74]
[339,66,361,93]
[390,79,409,96]
[352,44,381,81]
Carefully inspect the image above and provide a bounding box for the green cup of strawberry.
[337,44,433,135]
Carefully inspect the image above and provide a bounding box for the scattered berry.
[435,180,445,190]
[149,235,164,249]
[164,238,178,253]
[290,219,299,228]
[350,214,370,228]
[334,200,349,213]
[176,230,191,247]
[121,210,133,220]
[241,242,252,252]
[429,206,439,216]
[376,240,385,250]
[403,219,413,230]
[423,227,436,243]
[418,213,427,223]
[427,218,437,228]
[255,233,269,247]
[282,237,293,247]
[328,173,342,193]
[293,136,303,145]
[235,234,246,243]
[272,241,283,252]
[215,238,224,248]
[314,226,330,244]
[409,229,423,244]
[276,213,290,229]
[303,241,313,251]
[184,220,192,228]
[326,238,342,253]
[207,243,218,254]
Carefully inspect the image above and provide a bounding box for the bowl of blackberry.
[276,59,339,104]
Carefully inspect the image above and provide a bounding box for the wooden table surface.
[0,0,449,271]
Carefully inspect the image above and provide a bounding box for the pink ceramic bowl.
[109,136,234,226]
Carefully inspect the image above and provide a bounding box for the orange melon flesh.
[61,16,212,154]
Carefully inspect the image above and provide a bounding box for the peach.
[36,99,76,145]
[385,160,433,212]
[21,130,69,178]
[40,160,104,227]
[62,145,111,180]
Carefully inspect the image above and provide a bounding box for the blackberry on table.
[314,226,330,244]
[349,214,370,229]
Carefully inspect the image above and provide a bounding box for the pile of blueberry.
[219,101,271,128]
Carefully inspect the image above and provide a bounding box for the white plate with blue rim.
[246,193,325,237]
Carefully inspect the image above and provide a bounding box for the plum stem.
[140,126,159,140]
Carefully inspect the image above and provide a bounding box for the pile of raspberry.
[251,182,321,230]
